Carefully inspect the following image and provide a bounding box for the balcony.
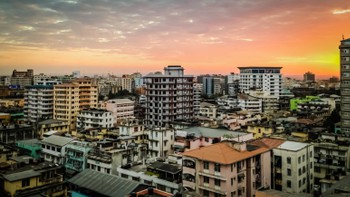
[39,174,63,186]
[198,184,226,196]
[198,171,227,181]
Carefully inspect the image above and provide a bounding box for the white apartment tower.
[24,85,54,123]
[144,65,194,127]
[239,67,282,99]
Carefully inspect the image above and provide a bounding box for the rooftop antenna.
[342,34,345,40]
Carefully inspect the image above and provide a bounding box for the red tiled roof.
[250,138,285,149]
[182,142,269,164]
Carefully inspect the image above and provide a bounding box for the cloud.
[333,9,350,15]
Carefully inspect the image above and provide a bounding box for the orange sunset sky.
[0,0,350,78]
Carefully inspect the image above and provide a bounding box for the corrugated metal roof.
[68,169,140,197]
[3,170,41,182]
[41,135,74,147]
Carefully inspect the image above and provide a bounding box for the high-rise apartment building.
[144,65,194,127]
[53,78,98,131]
[24,85,54,124]
[340,38,350,133]
[238,67,282,99]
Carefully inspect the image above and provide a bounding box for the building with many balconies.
[24,85,54,124]
[182,141,272,197]
[313,142,350,193]
[53,78,98,131]
[144,65,194,128]
[239,67,282,99]
[340,38,350,134]
[105,99,135,124]
[76,109,114,130]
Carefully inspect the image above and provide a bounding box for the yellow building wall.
[247,126,273,139]
[5,177,37,196]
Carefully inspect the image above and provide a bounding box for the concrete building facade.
[144,65,194,127]
[340,38,350,133]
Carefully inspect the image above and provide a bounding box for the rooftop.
[250,138,285,149]
[277,141,310,151]
[68,169,143,197]
[107,98,134,103]
[179,127,248,139]
[182,142,269,164]
[39,119,68,125]
[41,135,74,147]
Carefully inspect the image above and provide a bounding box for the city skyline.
[1,0,349,77]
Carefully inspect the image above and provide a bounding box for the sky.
[0,0,350,78]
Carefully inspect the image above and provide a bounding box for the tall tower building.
[53,78,98,131]
[144,65,194,127]
[238,67,282,99]
[24,85,54,124]
[340,38,350,133]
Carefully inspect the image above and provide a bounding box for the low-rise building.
[106,99,135,123]
[0,124,35,144]
[174,127,253,153]
[40,135,74,164]
[118,118,148,144]
[148,127,174,158]
[76,109,114,130]
[313,142,350,193]
[199,102,218,119]
[16,139,41,159]
[117,161,182,193]
[272,141,314,194]
[37,119,70,138]
[65,141,93,175]
[182,142,272,197]
[0,159,66,197]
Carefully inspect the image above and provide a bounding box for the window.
[287,169,291,176]
[215,179,221,186]
[231,178,234,186]
[204,161,209,169]
[302,155,305,162]
[204,176,209,183]
[22,178,30,187]
[214,163,220,172]
[203,190,209,197]
[287,157,291,164]
[298,157,301,164]
[299,180,301,187]
[287,180,292,188]
[299,168,301,176]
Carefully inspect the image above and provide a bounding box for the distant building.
[24,85,54,124]
[10,69,33,87]
[0,124,35,144]
[340,38,350,134]
[65,141,93,174]
[303,71,316,83]
[144,65,194,127]
[239,67,282,99]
